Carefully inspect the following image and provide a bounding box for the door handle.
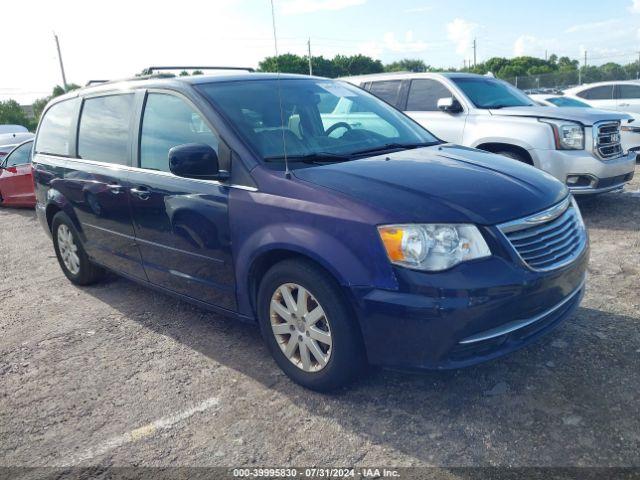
[107,184,123,194]
[620,103,630,107]
[130,186,151,200]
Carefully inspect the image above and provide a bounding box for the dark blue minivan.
[33,73,589,390]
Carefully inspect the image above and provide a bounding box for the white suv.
[340,72,636,195]
[563,81,640,114]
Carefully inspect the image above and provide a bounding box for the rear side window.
[78,94,134,165]
[406,79,454,111]
[368,81,402,106]
[140,93,219,173]
[35,98,78,156]
[618,84,640,99]
[577,86,613,100]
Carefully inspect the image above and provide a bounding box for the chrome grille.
[499,198,587,271]
[593,121,623,159]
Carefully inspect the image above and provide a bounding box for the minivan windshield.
[452,77,534,109]
[197,79,438,165]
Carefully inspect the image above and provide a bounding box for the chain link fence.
[502,65,640,91]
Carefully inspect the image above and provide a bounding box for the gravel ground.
[1,167,639,471]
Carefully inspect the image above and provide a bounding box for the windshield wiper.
[347,141,438,157]
[483,104,533,109]
[263,152,352,163]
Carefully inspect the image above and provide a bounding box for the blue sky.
[1,0,639,103]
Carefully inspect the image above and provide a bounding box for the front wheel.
[52,211,105,285]
[257,259,367,391]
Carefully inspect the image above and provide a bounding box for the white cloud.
[565,19,619,33]
[513,35,557,57]
[630,0,640,13]
[382,31,429,53]
[446,18,478,57]
[279,0,366,14]
[404,5,433,13]
[357,40,383,59]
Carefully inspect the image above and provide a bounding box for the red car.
[0,139,36,208]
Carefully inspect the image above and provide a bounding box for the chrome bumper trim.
[458,278,586,345]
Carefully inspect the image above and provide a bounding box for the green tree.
[331,54,384,77]
[384,59,430,73]
[259,53,310,74]
[0,100,33,129]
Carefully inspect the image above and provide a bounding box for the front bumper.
[533,149,635,195]
[350,245,588,370]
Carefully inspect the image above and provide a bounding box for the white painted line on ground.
[57,396,220,466]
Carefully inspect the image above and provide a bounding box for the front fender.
[234,222,397,316]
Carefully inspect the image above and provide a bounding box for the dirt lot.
[1,167,639,472]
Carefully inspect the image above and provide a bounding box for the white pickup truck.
[339,72,636,195]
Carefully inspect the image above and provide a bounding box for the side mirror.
[437,97,463,113]
[168,143,225,180]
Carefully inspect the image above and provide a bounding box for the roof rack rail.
[85,80,110,86]
[82,73,177,88]
[145,66,255,73]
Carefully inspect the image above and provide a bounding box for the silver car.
[341,72,636,195]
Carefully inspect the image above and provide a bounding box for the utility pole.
[54,33,68,91]
[545,49,548,61]
[637,51,640,79]
[307,37,313,76]
[473,38,477,67]
[463,59,467,70]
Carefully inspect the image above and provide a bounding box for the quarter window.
[406,79,455,111]
[368,80,402,106]
[577,86,613,100]
[35,98,78,156]
[140,93,219,173]
[78,94,134,164]
[4,141,33,166]
[618,84,640,99]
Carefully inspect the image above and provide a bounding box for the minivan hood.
[489,106,632,126]
[293,144,567,225]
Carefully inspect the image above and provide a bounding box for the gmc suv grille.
[594,121,623,159]
[499,198,587,271]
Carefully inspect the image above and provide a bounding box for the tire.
[51,211,105,286]
[257,259,367,391]
[495,150,530,164]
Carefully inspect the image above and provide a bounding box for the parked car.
[0,124,29,134]
[341,72,635,194]
[0,130,34,160]
[33,73,588,390]
[0,139,35,207]
[563,80,640,114]
[530,94,640,153]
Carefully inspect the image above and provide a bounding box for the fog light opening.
[566,175,594,188]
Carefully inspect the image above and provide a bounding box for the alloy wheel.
[57,224,80,275]
[270,283,332,372]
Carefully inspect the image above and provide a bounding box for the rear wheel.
[52,212,105,285]
[257,259,367,391]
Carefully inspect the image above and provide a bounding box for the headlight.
[377,224,491,271]
[540,118,585,150]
